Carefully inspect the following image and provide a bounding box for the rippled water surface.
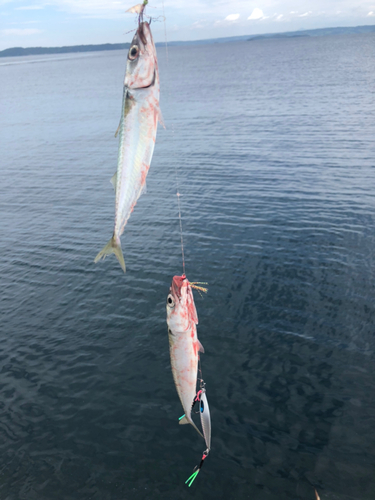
[1,33,375,499]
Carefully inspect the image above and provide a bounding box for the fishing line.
[161,0,169,64]
[175,183,186,276]
[162,4,211,487]
[162,0,185,276]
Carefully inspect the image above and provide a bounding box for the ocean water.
[1,32,375,499]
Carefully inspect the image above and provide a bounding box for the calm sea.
[1,32,375,500]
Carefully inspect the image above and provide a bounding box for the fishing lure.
[184,381,211,487]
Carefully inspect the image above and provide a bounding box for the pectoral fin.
[110,172,117,191]
[197,340,205,353]
[155,104,165,129]
[114,121,121,138]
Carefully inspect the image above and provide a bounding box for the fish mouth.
[131,22,153,54]
[130,22,149,48]
[171,274,187,300]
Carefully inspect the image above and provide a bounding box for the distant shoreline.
[1,24,374,58]
[0,42,131,58]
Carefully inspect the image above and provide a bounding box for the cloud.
[298,11,312,17]
[215,13,240,26]
[191,19,208,29]
[276,14,283,20]
[248,8,264,20]
[368,11,375,16]
[225,13,239,21]
[2,28,42,35]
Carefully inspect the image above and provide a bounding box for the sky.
[0,0,375,51]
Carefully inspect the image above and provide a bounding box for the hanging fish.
[166,274,212,486]
[166,274,205,437]
[95,19,162,272]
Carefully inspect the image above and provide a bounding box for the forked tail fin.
[179,415,204,439]
[94,235,126,272]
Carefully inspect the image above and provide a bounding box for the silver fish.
[166,274,204,438]
[95,21,161,272]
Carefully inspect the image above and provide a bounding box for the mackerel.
[95,21,161,272]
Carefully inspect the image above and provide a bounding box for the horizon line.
[1,22,374,55]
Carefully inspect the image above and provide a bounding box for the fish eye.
[167,295,175,308]
[128,45,139,61]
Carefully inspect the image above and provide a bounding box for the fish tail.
[179,415,204,439]
[94,235,126,272]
